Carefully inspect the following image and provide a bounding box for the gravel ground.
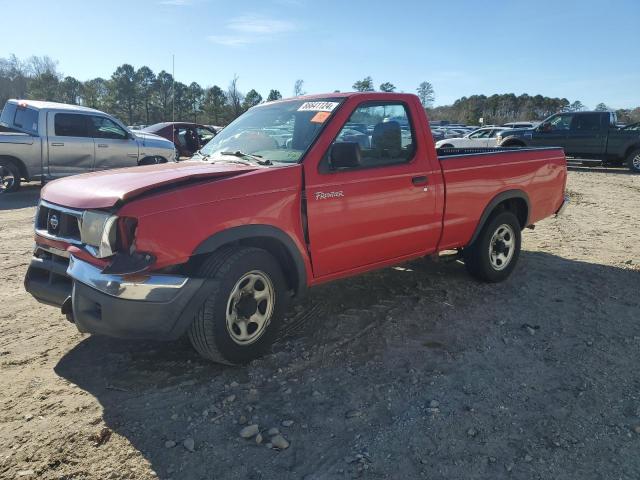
[1,167,639,480]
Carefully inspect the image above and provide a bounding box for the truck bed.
[436,146,567,250]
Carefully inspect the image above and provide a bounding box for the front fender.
[193,224,308,296]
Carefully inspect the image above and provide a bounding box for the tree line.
[1,55,638,128]
[429,95,640,125]
[0,54,286,126]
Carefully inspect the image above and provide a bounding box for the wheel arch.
[191,225,308,297]
[624,143,640,159]
[138,155,168,166]
[467,190,530,246]
[0,154,29,180]
[500,137,527,148]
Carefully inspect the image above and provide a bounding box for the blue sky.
[2,0,639,108]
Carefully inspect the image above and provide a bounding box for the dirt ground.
[1,164,639,480]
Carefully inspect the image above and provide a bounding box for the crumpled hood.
[41,161,259,209]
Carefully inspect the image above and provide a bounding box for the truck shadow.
[0,183,41,210]
[53,251,639,479]
[566,159,635,175]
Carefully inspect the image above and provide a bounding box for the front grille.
[36,201,83,244]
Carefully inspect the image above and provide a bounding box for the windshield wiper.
[221,150,272,166]
[191,150,210,161]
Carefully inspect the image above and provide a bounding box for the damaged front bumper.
[24,249,212,340]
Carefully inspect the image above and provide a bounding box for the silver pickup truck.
[0,99,176,193]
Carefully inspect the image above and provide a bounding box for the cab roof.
[8,99,103,114]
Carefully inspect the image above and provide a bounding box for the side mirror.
[329,142,361,170]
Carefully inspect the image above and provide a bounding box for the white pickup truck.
[0,99,176,193]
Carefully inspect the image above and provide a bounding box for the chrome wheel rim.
[226,270,275,345]
[632,154,640,170]
[488,224,515,271]
[0,166,15,193]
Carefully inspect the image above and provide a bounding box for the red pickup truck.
[24,92,568,364]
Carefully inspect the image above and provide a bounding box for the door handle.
[412,176,428,186]
[51,142,64,146]
[97,144,108,148]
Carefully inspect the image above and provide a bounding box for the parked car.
[143,122,218,159]
[502,122,538,129]
[0,100,176,193]
[24,92,567,364]
[436,127,509,148]
[497,111,640,172]
[440,128,470,139]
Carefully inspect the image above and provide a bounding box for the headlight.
[81,211,118,258]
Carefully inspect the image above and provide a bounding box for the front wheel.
[187,247,288,364]
[627,148,640,173]
[463,211,522,282]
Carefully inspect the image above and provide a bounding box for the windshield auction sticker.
[298,101,340,112]
[311,111,331,123]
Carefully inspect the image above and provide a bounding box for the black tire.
[463,211,522,283]
[0,159,21,194]
[627,148,640,173]
[440,144,454,149]
[138,156,166,166]
[187,246,288,365]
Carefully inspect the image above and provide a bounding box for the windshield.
[198,98,343,164]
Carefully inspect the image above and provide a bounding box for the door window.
[54,113,89,137]
[546,114,573,131]
[469,129,491,139]
[89,116,128,139]
[572,114,601,131]
[332,103,415,168]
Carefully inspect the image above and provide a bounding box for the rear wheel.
[463,211,522,282]
[0,159,21,194]
[187,247,288,364]
[627,148,640,173]
[138,156,166,166]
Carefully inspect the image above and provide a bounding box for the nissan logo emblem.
[49,214,59,230]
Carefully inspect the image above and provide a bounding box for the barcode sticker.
[297,101,339,112]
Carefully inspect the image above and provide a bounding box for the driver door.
[89,115,139,170]
[467,128,492,147]
[304,101,441,277]
[530,113,573,148]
